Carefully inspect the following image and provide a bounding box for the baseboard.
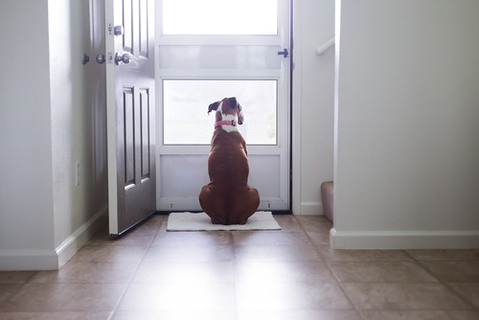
[56,205,108,268]
[330,228,479,249]
[0,250,58,271]
[0,206,108,271]
[297,201,323,215]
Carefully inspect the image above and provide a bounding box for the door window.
[163,80,277,145]
[162,0,278,35]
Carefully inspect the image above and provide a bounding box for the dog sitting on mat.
[199,97,260,225]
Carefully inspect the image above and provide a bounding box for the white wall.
[49,0,108,266]
[49,0,107,251]
[333,0,479,248]
[0,0,57,269]
[0,0,108,270]
[292,0,335,215]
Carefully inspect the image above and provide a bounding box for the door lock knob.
[114,26,123,36]
[277,48,289,58]
[115,53,130,65]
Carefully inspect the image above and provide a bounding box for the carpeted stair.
[321,181,334,223]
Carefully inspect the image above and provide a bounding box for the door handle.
[82,53,90,65]
[277,48,289,58]
[96,54,106,64]
[115,53,130,65]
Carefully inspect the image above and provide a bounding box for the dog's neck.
[215,101,239,133]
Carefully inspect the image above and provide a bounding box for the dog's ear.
[228,97,237,109]
[236,102,244,125]
[207,101,219,114]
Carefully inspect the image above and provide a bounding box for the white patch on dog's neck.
[216,102,239,133]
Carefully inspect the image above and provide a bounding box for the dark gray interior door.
[106,0,156,235]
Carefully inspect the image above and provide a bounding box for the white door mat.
[166,211,281,231]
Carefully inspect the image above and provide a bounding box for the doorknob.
[96,54,106,64]
[115,53,130,65]
[82,53,90,65]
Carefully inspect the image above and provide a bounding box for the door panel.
[122,87,135,188]
[106,0,156,235]
[140,88,151,179]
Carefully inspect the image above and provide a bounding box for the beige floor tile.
[48,262,137,284]
[86,231,157,246]
[0,284,126,312]
[419,261,479,282]
[132,261,234,283]
[232,231,311,246]
[361,310,453,320]
[448,283,479,308]
[70,245,146,263]
[234,244,322,262]
[447,310,479,320]
[0,312,111,320]
[113,310,236,320]
[237,310,363,320]
[272,215,304,232]
[25,271,58,284]
[235,260,338,283]
[151,231,231,247]
[236,281,353,311]
[319,247,412,261]
[0,285,23,308]
[306,231,331,245]
[0,273,36,284]
[118,283,235,312]
[328,261,438,283]
[343,283,471,310]
[295,216,333,232]
[3,215,477,318]
[143,244,232,263]
[133,214,166,232]
[406,249,479,261]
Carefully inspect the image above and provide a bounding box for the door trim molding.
[291,0,302,215]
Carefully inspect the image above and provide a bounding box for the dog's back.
[199,98,260,225]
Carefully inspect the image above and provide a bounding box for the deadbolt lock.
[114,26,123,36]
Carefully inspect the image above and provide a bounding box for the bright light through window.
[163,80,277,145]
[162,0,278,35]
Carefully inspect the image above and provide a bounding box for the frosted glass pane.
[163,80,277,145]
[158,45,281,70]
[162,0,277,35]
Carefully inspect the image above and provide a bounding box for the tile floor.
[1,214,479,320]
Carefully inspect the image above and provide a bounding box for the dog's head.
[208,97,244,125]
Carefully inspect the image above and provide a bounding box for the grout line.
[403,249,479,311]
[292,215,368,320]
[106,215,164,320]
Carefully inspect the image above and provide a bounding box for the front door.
[106,0,156,235]
[156,0,291,212]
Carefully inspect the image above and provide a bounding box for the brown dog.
[199,97,260,225]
